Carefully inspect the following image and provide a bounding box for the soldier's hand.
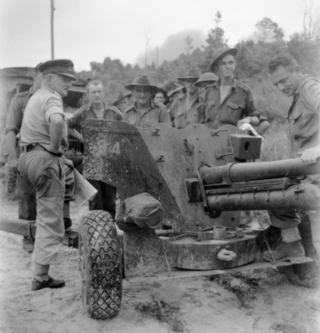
[49,144,63,155]
[237,117,252,128]
[301,146,320,164]
[7,157,18,169]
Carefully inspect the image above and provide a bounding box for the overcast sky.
[0,0,314,71]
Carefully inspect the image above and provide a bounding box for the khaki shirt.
[204,79,259,129]
[67,102,123,130]
[286,76,320,158]
[20,88,67,152]
[169,94,204,129]
[123,102,171,128]
[5,88,34,135]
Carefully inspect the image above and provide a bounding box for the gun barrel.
[0,217,36,238]
[207,182,320,211]
[200,158,320,185]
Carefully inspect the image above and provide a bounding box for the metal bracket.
[215,147,234,160]
[211,128,228,136]
[196,168,207,207]
[221,163,235,185]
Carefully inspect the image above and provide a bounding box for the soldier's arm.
[198,104,205,124]
[168,100,178,127]
[49,113,65,154]
[68,127,84,143]
[301,81,320,164]
[4,96,23,167]
[44,97,66,153]
[238,90,259,128]
[67,106,84,129]
[66,107,86,142]
[159,106,172,126]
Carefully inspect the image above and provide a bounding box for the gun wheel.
[79,210,122,319]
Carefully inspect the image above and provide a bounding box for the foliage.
[201,11,228,71]
[287,33,320,77]
[255,17,284,42]
[260,122,289,161]
[77,12,320,125]
[234,40,286,79]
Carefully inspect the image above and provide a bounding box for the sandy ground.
[1,187,320,333]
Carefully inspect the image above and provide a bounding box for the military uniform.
[68,103,123,218]
[123,101,171,128]
[204,79,259,129]
[19,88,67,265]
[5,88,37,221]
[169,94,204,129]
[269,76,320,229]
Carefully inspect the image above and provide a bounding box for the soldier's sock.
[33,263,50,282]
[281,226,301,243]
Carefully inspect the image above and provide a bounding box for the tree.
[255,17,284,42]
[143,27,152,68]
[202,11,228,70]
[235,40,286,78]
[184,35,194,67]
[287,33,320,77]
[302,0,320,40]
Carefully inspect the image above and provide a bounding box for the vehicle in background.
[0,67,87,191]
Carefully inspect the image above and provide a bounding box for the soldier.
[166,83,186,110]
[5,65,74,255]
[19,59,77,290]
[169,68,204,128]
[123,75,171,127]
[4,64,43,247]
[68,80,122,218]
[153,86,168,106]
[204,46,260,129]
[194,72,218,103]
[264,53,320,263]
[112,90,132,113]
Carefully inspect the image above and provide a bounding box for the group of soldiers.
[3,45,320,290]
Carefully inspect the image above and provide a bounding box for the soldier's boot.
[263,226,305,263]
[263,240,306,263]
[31,276,65,291]
[31,263,65,291]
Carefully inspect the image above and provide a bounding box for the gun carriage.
[1,120,319,319]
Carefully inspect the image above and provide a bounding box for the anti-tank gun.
[78,120,319,319]
[0,120,319,320]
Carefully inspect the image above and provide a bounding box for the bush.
[260,122,289,162]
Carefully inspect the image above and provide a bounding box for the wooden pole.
[51,0,55,60]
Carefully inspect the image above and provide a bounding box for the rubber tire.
[79,210,122,319]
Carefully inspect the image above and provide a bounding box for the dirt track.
[0,188,320,333]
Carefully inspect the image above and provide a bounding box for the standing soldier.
[194,72,218,103]
[19,59,77,290]
[204,46,260,129]
[112,90,132,113]
[265,54,320,264]
[123,75,171,128]
[153,86,168,107]
[68,80,123,218]
[166,83,186,110]
[4,64,43,252]
[169,68,204,128]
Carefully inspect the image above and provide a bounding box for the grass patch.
[260,122,289,161]
[135,295,185,332]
